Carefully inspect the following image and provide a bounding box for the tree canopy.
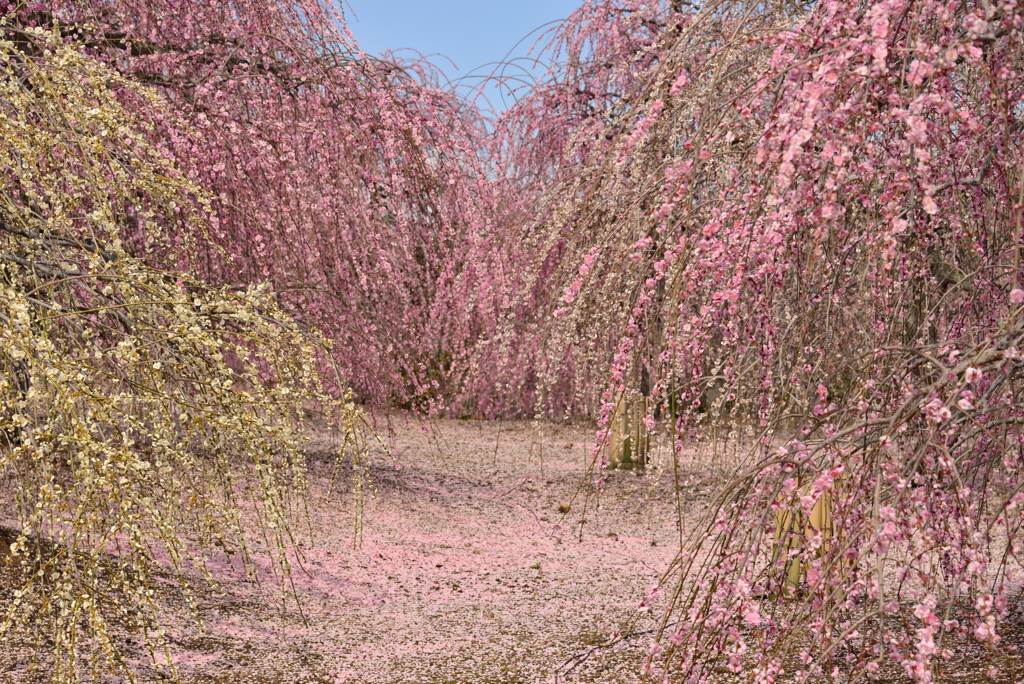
[5,0,1024,682]
[0,22,361,682]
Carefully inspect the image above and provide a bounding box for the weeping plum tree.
[9,0,1024,680]
[0,23,362,683]
[492,0,1024,681]
[463,0,674,417]
[14,0,512,412]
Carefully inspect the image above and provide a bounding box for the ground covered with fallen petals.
[6,419,1024,683]
[2,418,708,684]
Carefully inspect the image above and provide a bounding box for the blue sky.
[341,0,584,109]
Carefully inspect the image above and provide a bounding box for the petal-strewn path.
[163,418,697,684]
[6,419,1024,683]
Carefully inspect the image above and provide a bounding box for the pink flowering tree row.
[10,0,1024,678]
[491,0,1024,681]
[10,0,518,412]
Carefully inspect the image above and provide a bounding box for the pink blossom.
[669,70,689,96]
[924,398,951,424]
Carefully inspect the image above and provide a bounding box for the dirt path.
[130,418,705,684]
[6,419,1024,683]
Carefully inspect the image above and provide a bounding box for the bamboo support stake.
[772,479,844,591]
